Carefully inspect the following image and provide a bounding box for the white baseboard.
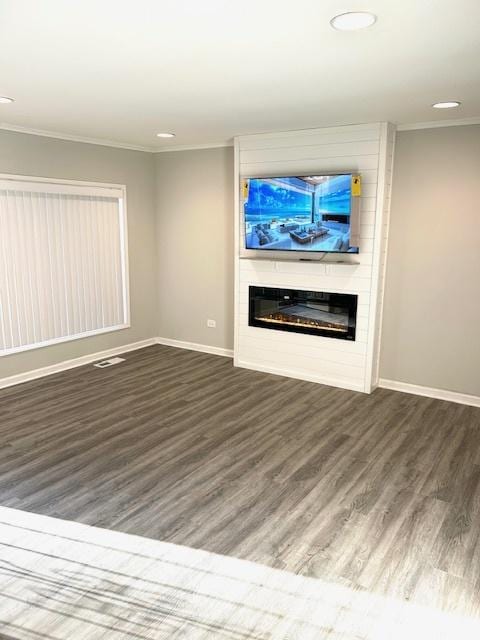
[5,336,477,409]
[0,338,156,389]
[156,342,364,392]
[235,358,365,393]
[379,378,480,408]
[155,337,234,358]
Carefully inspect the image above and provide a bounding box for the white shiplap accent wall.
[234,123,395,393]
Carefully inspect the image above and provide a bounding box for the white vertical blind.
[0,177,129,355]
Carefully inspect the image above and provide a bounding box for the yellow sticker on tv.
[351,175,361,197]
[242,180,249,199]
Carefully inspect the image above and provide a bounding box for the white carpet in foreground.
[0,506,478,639]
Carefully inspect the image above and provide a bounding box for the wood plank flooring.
[1,344,480,622]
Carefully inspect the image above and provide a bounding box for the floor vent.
[93,357,126,369]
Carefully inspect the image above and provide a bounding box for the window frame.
[0,173,131,356]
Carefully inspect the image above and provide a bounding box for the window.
[0,175,130,355]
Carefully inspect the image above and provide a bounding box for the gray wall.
[3,126,479,396]
[0,130,157,377]
[380,124,480,396]
[155,147,234,350]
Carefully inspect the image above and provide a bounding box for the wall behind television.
[3,124,476,398]
[154,126,480,397]
[380,124,480,397]
[155,147,234,351]
[0,129,157,379]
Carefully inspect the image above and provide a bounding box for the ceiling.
[1,0,479,151]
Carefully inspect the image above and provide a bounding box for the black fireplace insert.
[249,286,357,340]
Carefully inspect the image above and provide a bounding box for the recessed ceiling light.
[156,132,176,138]
[330,11,377,31]
[432,101,461,109]
[0,96,14,104]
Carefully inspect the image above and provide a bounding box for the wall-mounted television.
[241,174,360,257]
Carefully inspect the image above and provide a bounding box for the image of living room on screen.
[244,175,356,252]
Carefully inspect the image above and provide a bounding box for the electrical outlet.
[207,319,216,328]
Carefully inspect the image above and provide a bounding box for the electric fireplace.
[249,286,357,340]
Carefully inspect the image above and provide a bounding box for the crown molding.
[153,141,233,153]
[3,116,478,154]
[397,116,480,131]
[0,122,234,154]
[0,123,155,152]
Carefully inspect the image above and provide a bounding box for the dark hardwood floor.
[1,344,480,616]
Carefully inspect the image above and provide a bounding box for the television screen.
[243,174,359,253]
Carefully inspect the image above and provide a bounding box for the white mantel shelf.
[233,122,396,394]
[239,256,361,265]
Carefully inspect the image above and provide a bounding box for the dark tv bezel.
[241,172,359,256]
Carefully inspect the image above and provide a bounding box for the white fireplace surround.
[233,123,396,393]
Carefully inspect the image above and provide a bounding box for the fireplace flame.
[256,312,347,332]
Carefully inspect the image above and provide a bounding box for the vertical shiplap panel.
[0,180,128,355]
